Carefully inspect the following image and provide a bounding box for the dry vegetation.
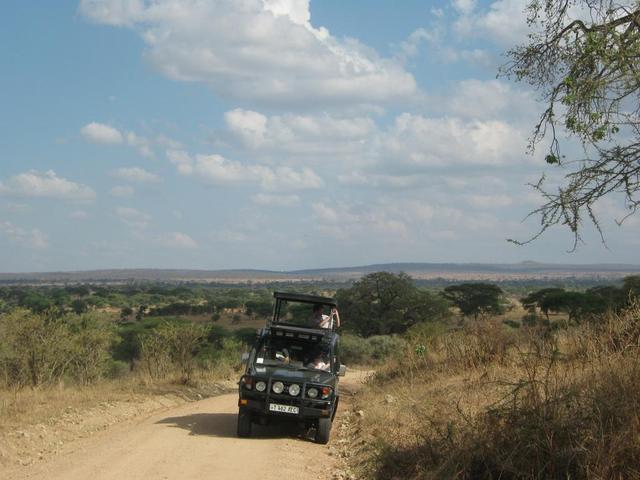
[348,303,640,479]
[0,308,245,461]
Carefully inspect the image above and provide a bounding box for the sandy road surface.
[2,371,370,480]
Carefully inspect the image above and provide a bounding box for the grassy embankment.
[347,304,640,479]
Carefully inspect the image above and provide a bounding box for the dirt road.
[2,371,369,480]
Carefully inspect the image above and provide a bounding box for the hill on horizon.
[1,261,639,284]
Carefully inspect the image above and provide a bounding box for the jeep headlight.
[306,387,318,399]
[272,381,284,394]
[255,381,266,392]
[288,383,300,396]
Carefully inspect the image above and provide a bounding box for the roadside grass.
[350,303,640,479]
[0,309,247,436]
[0,367,239,434]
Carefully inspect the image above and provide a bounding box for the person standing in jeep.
[308,304,341,329]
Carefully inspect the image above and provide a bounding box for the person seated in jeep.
[309,354,330,371]
[308,304,341,329]
[306,346,331,371]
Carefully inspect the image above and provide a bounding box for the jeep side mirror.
[241,352,249,364]
[338,364,347,376]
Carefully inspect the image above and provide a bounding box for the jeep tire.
[315,417,332,444]
[237,409,252,437]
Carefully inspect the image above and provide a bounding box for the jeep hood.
[249,364,336,386]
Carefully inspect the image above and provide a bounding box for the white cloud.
[0,221,48,249]
[110,185,135,197]
[115,206,151,230]
[69,210,90,220]
[446,79,536,119]
[80,122,124,144]
[167,150,193,175]
[381,113,528,169]
[0,170,96,201]
[79,0,418,106]
[452,0,477,15]
[397,28,435,62]
[171,152,323,191]
[252,193,300,207]
[112,167,161,184]
[224,108,375,157]
[311,201,410,241]
[454,0,529,46]
[125,132,154,158]
[160,231,198,249]
[467,194,513,208]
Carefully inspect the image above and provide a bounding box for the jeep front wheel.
[237,409,252,437]
[315,417,332,444]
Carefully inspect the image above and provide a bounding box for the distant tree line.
[520,276,640,324]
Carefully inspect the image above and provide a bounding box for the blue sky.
[1,0,638,272]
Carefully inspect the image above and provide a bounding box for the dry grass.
[350,303,640,479]
[0,366,239,434]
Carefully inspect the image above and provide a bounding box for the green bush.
[341,335,373,364]
[340,334,405,364]
[368,335,405,360]
[0,309,114,387]
[106,359,130,379]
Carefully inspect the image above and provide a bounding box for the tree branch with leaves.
[502,0,640,248]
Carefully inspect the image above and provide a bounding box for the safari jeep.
[237,292,346,444]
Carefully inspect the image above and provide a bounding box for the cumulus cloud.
[169,151,323,191]
[112,167,161,184]
[380,113,529,169]
[224,109,374,157]
[110,185,135,197]
[81,122,124,144]
[115,206,151,230]
[311,201,410,241]
[0,221,48,249]
[125,132,154,158]
[81,122,180,158]
[252,193,300,207]
[397,28,436,62]
[69,210,90,220]
[79,0,418,106]
[454,0,529,46]
[467,194,513,208]
[445,79,536,120]
[0,170,96,201]
[160,231,198,249]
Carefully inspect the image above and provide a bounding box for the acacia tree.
[503,1,640,246]
[442,283,507,321]
[336,272,451,336]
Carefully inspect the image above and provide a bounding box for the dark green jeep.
[237,292,346,444]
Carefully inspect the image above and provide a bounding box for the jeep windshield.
[254,335,331,372]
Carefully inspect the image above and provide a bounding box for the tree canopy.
[336,272,451,336]
[503,1,640,246]
[441,283,507,320]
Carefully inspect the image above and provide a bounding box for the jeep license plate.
[269,403,299,414]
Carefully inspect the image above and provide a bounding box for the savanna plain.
[1,273,639,479]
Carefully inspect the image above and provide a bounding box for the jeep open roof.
[270,291,338,331]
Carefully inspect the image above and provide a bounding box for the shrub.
[368,335,405,361]
[358,302,640,480]
[340,334,405,364]
[66,313,116,384]
[0,309,114,387]
[340,335,373,364]
[105,359,130,379]
[139,322,206,384]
